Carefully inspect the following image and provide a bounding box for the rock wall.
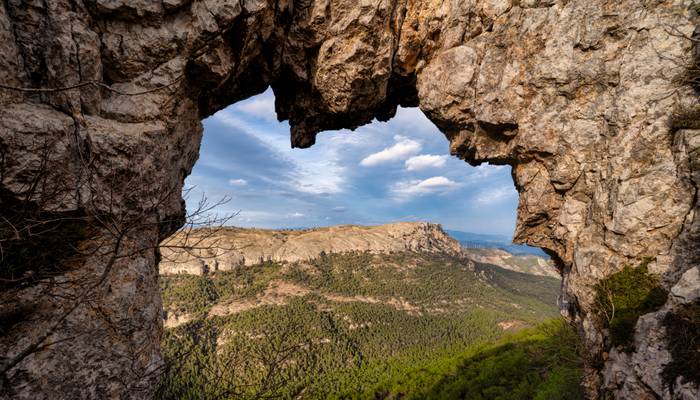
[0,0,698,399]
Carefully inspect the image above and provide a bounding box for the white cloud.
[289,212,305,218]
[212,109,290,150]
[211,107,347,195]
[360,135,422,167]
[405,154,447,171]
[332,206,346,212]
[228,178,248,186]
[292,160,346,195]
[391,176,460,200]
[233,93,277,121]
[474,186,517,205]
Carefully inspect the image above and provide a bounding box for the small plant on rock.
[593,257,668,351]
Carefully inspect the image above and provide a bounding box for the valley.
[157,224,582,399]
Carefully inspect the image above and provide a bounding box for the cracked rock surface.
[0,0,698,398]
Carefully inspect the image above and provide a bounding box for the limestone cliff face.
[159,222,465,275]
[0,1,698,399]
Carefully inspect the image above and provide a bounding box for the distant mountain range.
[445,229,549,257]
[159,222,464,275]
[159,222,555,278]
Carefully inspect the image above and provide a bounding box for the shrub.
[593,258,668,350]
[160,275,218,315]
[662,299,700,390]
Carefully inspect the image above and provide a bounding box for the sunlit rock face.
[0,0,698,398]
[158,222,465,275]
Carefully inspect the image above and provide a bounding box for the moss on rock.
[593,258,668,350]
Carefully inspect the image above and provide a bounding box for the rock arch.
[0,1,698,399]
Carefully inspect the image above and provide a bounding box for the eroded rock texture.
[0,0,698,398]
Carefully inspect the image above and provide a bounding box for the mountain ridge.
[159,222,557,278]
[159,222,464,275]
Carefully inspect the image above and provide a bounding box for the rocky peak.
[159,222,465,275]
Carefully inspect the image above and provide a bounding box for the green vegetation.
[158,251,583,399]
[157,300,322,400]
[283,252,558,319]
[593,258,668,350]
[663,299,700,389]
[160,275,218,315]
[159,261,282,316]
[212,261,283,299]
[418,319,584,400]
[303,318,583,400]
[503,256,536,273]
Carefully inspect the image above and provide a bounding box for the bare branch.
[0,75,184,96]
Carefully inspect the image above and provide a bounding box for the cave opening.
[154,89,569,398]
[187,88,524,239]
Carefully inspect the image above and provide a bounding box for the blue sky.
[186,89,519,236]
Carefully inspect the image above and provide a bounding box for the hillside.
[464,248,559,278]
[159,222,463,275]
[159,222,558,278]
[157,251,578,399]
